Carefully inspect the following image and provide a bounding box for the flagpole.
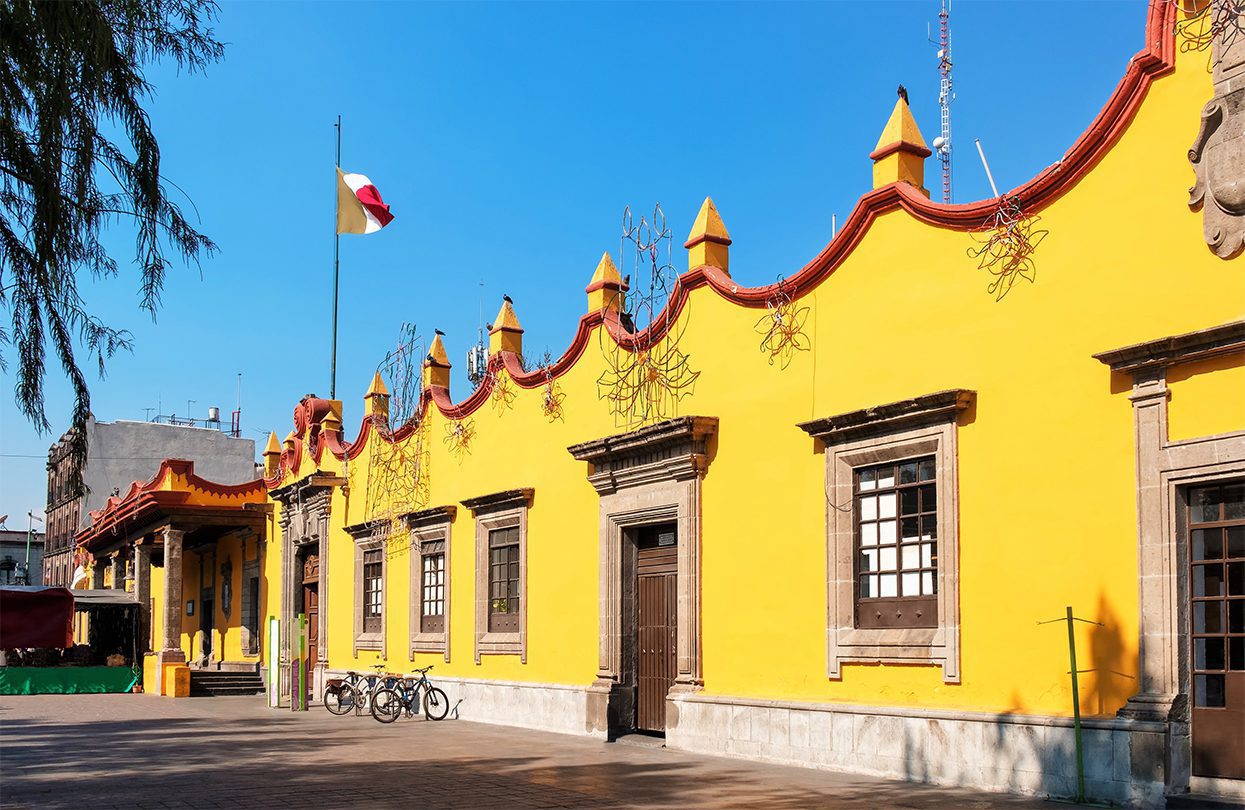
[331,114,341,400]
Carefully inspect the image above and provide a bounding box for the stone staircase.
[188,669,265,697]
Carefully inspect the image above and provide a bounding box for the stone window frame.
[799,390,974,684]
[345,520,388,656]
[406,505,455,662]
[461,489,533,663]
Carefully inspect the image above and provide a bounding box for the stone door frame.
[1096,321,1245,796]
[273,475,341,703]
[568,416,716,736]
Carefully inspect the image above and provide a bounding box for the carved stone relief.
[1189,4,1245,258]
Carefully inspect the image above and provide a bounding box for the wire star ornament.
[357,323,431,536]
[755,277,811,369]
[597,204,700,429]
[966,196,1049,301]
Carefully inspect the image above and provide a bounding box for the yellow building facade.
[76,2,1243,805]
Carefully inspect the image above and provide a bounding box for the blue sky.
[0,0,1144,525]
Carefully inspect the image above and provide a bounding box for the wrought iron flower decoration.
[966,196,1049,301]
[755,277,811,369]
[443,418,475,459]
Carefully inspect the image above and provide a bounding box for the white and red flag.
[336,167,395,234]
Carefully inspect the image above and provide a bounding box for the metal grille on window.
[421,541,445,634]
[1190,482,1245,710]
[363,549,383,634]
[488,527,520,633]
[855,456,938,629]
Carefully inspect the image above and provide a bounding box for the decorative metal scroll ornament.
[597,204,700,428]
[1172,0,1244,69]
[1186,0,1245,258]
[535,352,566,423]
[356,323,430,555]
[444,418,475,459]
[966,196,1049,301]
[755,276,811,369]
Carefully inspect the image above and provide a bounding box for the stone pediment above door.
[567,416,718,494]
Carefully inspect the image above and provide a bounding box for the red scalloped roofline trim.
[284,0,1177,473]
[79,458,265,549]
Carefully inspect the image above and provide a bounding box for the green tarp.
[0,666,138,695]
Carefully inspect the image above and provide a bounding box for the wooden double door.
[1190,482,1245,780]
[635,524,677,734]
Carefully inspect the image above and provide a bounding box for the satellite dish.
[933,136,948,151]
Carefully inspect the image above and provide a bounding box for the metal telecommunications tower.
[931,0,953,204]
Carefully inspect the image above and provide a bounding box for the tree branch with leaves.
[0,0,223,493]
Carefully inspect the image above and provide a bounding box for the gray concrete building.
[0,528,44,585]
[43,417,256,586]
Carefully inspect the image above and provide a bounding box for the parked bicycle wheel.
[371,687,404,723]
[324,683,355,716]
[423,686,450,721]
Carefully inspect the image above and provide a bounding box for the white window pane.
[860,477,876,492]
[922,543,934,567]
[879,547,897,571]
[861,523,878,546]
[922,572,935,594]
[879,493,897,519]
[865,574,878,597]
[861,496,877,521]
[901,546,920,570]
[879,520,897,544]
[880,573,898,598]
[902,572,920,595]
[861,549,878,572]
[877,468,895,488]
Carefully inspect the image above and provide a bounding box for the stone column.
[160,527,186,663]
[133,542,152,652]
[1119,369,1177,722]
[91,561,105,589]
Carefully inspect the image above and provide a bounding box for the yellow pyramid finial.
[364,371,390,419]
[684,197,732,274]
[586,251,627,312]
[263,431,281,456]
[870,86,931,196]
[489,296,524,355]
[423,332,451,389]
[366,371,389,399]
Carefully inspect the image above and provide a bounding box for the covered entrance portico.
[75,459,270,696]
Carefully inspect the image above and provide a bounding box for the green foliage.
[0,0,223,490]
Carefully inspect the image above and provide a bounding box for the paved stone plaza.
[0,694,1066,809]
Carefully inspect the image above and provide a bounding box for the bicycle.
[324,663,395,716]
[370,665,450,723]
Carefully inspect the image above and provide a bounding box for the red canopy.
[0,587,74,649]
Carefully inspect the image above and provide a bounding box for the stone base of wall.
[667,693,1169,808]
[324,670,595,737]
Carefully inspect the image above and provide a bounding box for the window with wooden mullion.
[855,456,937,629]
[488,528,520,633]
[363,549,383,634]
[421,542,446,634]
[1189,482,1245,709]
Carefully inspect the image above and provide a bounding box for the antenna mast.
[466,279,488,387]
[934,0,953,204]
